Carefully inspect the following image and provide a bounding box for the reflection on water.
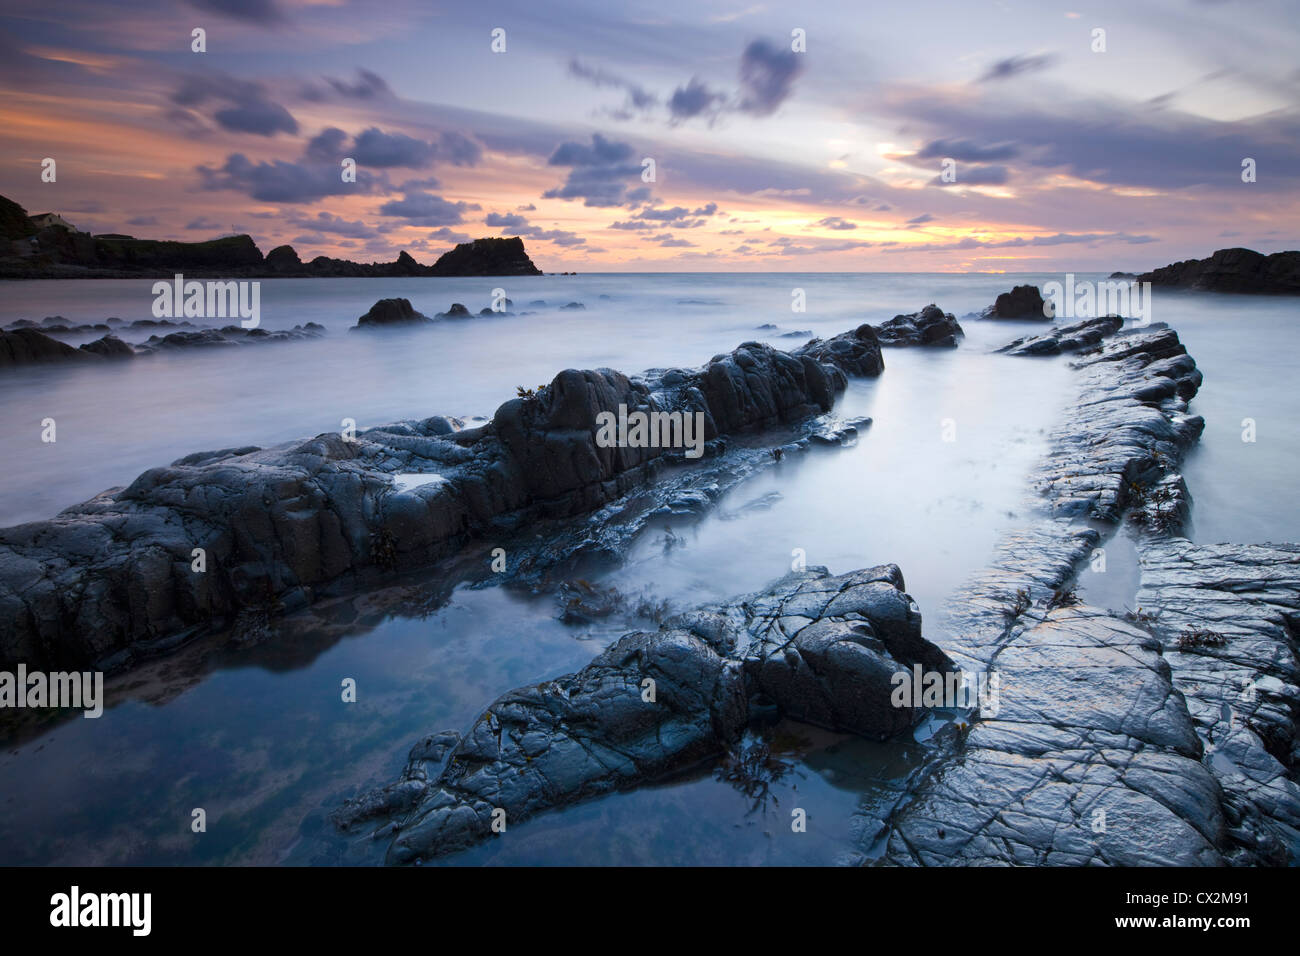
[1,274,1295,865]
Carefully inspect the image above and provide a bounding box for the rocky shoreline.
[332,315,1298,866]
[0,324,885,672]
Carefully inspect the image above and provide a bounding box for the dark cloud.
[327,69,391,99]
[543,133,644,207]
[568,59,658,113]
[905,213,934,225]
[283,210,378,238]
[885,88,1300,191]
[669,77,726,121]
[816,216,857,230]
[915,138,1019,162]
[126,215,158,226]
[198,153,380,202]
[738,39,804,115]
[353,127,438,167]
[187,0,283,25]
[930,165,1009,186]
[979,54,1057,82]
[428,227,473,244]
[881,231,1158,253]
[485,211,585,246]
[305,127,482,168]
[378,191,479,226]
[172,73,297,136]
[304,127,349,162]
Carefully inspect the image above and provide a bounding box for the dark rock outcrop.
[437,303,471,319]
[873,304,963,347]
[0,328,884,672]
[354,298,431,328]
[429,237,541,277]
[982,284,1053,319]
[265,245,303,273]
[995,315,1124,356]
[336,565,954,863]
[1137,247,1300,294]
[79,334,135,359]
[0,328,89,367]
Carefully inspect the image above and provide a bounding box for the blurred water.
[0,274,1296,865]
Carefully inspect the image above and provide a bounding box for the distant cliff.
[0,194,546,278]
[1136,247,1300,294]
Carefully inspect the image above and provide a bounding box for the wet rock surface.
[994,316,1123,356]
[336,565,954,863]
[0,328,884,672]
[873,304,963,347]
[882,321,1300,866]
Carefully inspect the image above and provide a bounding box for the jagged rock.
[437,303,471,319]
[429,237,541,277]
[982,284,1053,319]
[1137,247,1300,294]
[79,335,134,359]
[0,327,886,672]
[265,244,302,273]
[341,566,953,863]
[874,304,963,347]
[355,298,431,328]
[793,324,885,378]
[995,316,1124,356]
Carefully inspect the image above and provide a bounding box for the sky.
[1,0,1297,272]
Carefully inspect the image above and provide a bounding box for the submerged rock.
[0,328,89,367]
[79,334,135,359]
[338,565,954,863]
[355,298,430,328]
[873,304,963,347]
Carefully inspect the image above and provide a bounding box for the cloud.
[816,216,857,230]
[930,165,1009,186]
[914,138,1019,162]
[880,231,1158,253]
[126,215,158,226]
[428,227,473,244]
[378,190,479,226]
[187,0,283,25]
[738,38,804,115]
[327,69,390,99]
[283,210,378,238]
[198,153,380,202]
[669,77,726,121]
[543,133,644,207]
[172,72,297,136]
[305,127,482,168]
[979,54,1057,82]
[568,59,658,113]
[485,211,585,245]
[905,213,935,225]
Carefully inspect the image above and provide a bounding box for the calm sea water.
[0,274,1296,865]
